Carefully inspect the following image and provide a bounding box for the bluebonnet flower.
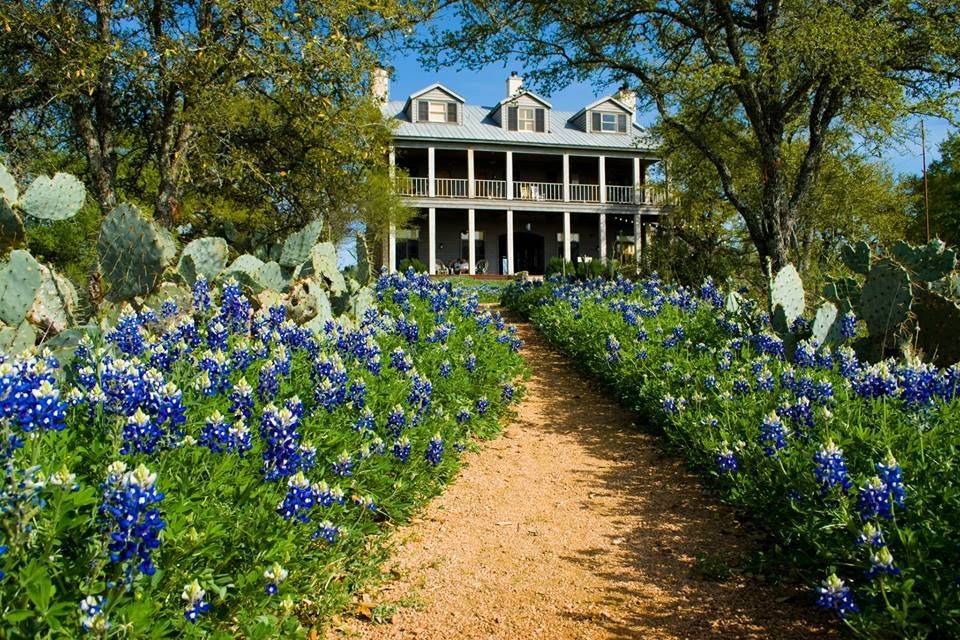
[347,380,367,408]
[813,441,852,493]
[206,321,229,352]
[636,328,649,342]
[867,546,900,579]
[425,433,444,465]
[160,299,179,319]
[355,407,376,432]
[605,334,621,362]
[716,442,739,473]
[264,563,288,596]
[456,409,471,424]
[100,462,165,580]
[502,383,515,402]
[277,472,317,523]
[876,454,906,510]
[229,377,254,419]
[732,377,751,395]
[408,374,432,411]
[313,520,340,543]
[23,379,68,433]
[257,362,281,402]
[0,544,7,581]
[793,340,817,368]
[703,375,718,391]
[661,394,683,414]
[182,580,210,622]
[816,574,858,618]
[852,363,898,399]
[106,312,147,357]
[386,405,406,435]
[120,408,166,455]
[389,347,413,374]
[465,353,477,373]
[219,278,251,333]
[754,369,775,392]
[475,396,489,415]
[856,522,885,548]
[355,494,377,511]
[192,276,211,313]
[439,360,453,378]
[759,411,788,456]
[840,311,857,339]
[79,595,109,633]
[392,436,411,462]
[332,451,353,477]
[259,403,315,481]
[198,411,231,453]
[858,476,895,520]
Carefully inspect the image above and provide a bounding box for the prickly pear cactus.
[98,203,166,301]
[891,239,957,282]
[724,290,744,315]
[913,288,960,366]
[27,264,78,335]
[311,242,346,294]
[225,254,266,291]
[19,173,86,221]
[823,277,861,306]
[255,261,287,292]
[279,219,324,267]
[857,258,912,342]
[156,227,178,267]
[811,301,846,347]
[0,250,42,326]
[355,232,372,285]
[0,165,18,205]
[0,321,35,354]
[770,263,805,328]
[0,199,24,251]
[841,241,871,275]
[351,285,375,319]
[178,237,228,284]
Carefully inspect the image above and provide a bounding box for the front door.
[499,232,545,274]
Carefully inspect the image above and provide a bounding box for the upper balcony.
[391,146,675,212]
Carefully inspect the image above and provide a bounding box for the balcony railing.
[514,181,563,201]
[395,177,675,207]
[570,183,600,202]
[475,179,506,199]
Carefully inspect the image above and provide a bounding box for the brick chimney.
[372,67,390,103]
[506,71,523,97]
[614,84,636,113]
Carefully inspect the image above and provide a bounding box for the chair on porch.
[475,259,488,274]
[434,261,450,275]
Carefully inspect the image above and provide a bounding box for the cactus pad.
[857,258,912,341]
[770,263,805,326]
[351,285,375,319]
[823,277,860,305]
[20,172,86,221]
[225,254,266,291]
[0,321,36,354]
[891,239,957,282]
[811,301,844,346]
[27,264,78,335]
[98,203,166,301]
[841,241,871,275]
[0,164,18,205]
[310,242,346,294]
[255,261,288,292]
[0,250,42,326]
[178,236,228,284]
[913,288,960,366]
[0,199,24,251]
[355,232,372,284]
[156,227,178,266]
[279,219,324,267]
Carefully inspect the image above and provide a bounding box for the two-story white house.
[378,71,673,275]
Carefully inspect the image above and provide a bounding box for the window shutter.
[617,114,627,133]
[446,102,458,123]
[535,108,545,132]
[417,100,429,122]
[507,106,518,131]
[591,111,601,132]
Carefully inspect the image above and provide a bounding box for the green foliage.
[397,258,427,273]
[905,132,960,245]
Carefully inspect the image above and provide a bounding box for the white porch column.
[599,213,607,263]
[467,208,476,275]
[467,147,475,198]
[633,157,642,204]
[562,153,570,201]
[428,207,437,275]
[633,213,643,264]
[506,150,514,200]
[388,223,397,273]
[428,147,436,197]
[563,211,572,263]
[599,155,606,204]
[506,209,515,275]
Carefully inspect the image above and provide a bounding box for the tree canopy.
[1,0,425,240]
[423,0,960,272]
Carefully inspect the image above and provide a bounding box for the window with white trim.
[518,107,536,131]
[428,101,448,123]
[601,113,618,131]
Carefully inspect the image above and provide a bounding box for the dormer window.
[418,100,458,123]
[518,107,537,131]
[592,111,628,133]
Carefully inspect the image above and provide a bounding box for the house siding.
[409,87,462,123]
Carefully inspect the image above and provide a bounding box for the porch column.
[598,213,607,263]
[388,223,397,273]
[633,213,643,264]
[506,150,514,200]
[563,211,572,263]
[468,208,476,275]
[428,146,436,197]
[428,207,437,275]
[562,153,570,201]
[506,209,515,275]
[599,155,606,203]
[633,157,642,204]
[467,147,475,198]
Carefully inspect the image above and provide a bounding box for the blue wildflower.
[425,433,444,465]
[182,580,210,622]
[816,574,858,618]
[813,441,852,493]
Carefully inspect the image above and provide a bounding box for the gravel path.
[333,320,835,639]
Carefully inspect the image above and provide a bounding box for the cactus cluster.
[97,203,169,301]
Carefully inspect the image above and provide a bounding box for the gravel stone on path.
[332,319,836,640]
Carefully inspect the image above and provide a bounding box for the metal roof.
[384,101,659,154]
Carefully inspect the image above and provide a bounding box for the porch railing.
[475,179,506,199]
[514,181,563,201]
[435,178,469,198]
[606,185,635,204]
[395,176,429,197]
[570,183,600,202]
[639,183,677,206]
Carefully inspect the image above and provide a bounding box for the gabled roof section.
[406,83,465,104]
[496,90,552,110]
[570,96,633,121]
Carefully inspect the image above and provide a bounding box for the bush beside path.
[336,320,834,639]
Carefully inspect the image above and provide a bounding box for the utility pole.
[921,119,931,242]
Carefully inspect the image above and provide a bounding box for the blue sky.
[384,49,953,179]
